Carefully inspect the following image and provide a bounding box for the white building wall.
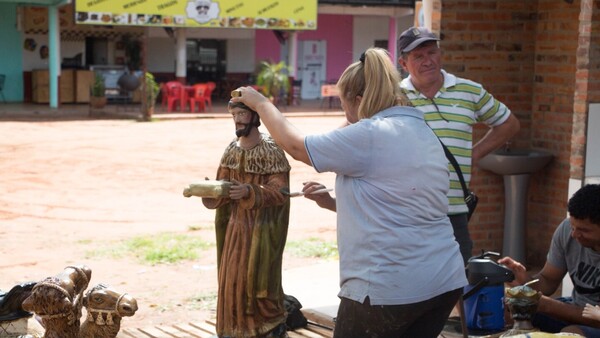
[146,37,176,73]
[226,39,255,73]
[147,27,255,74]
[351,14,414,63]
[22,34,86,71]
[352,16,389,58]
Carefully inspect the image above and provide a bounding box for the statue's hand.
[229,180,250,200]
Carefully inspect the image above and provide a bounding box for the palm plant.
[144,72,160,108]
[255,61,290,104]
[141,72,160,121]
[91,73,105,97]
[90,73,107,109]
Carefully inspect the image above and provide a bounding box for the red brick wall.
[439,0,587,267]
[588,1,600,105]
[527,0,580,265]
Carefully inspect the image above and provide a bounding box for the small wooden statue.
[21,265,92,338]
[79,283,138,338]
[501,284,542,337]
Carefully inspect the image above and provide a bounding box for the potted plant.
[255,61,290,105]
[117,34,142,91]
[142,72,160,121]
[90,73,107,109]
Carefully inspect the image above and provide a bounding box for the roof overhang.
[0,0,70,6]
[318,4,413,17]
[319,0,415,6]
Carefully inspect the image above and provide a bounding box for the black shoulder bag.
[439,141,479,220]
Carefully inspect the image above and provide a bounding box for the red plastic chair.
[159,83,168,109]
[165,81,187,112]
[188,83,208,113]
[203,81,216,111]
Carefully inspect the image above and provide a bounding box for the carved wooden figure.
[501,285,542,337]
[79,283,138,338]
[21,265,91,338]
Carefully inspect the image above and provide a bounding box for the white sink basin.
[478,149,554,175]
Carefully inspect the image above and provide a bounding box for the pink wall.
[299,14,353,82]
[255,14,354,82]
[255,30,281,65]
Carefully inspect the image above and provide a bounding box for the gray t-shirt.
[548,218,600,306]
[304,106,467,305]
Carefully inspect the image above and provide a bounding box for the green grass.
[187,224,213,231]
[85,232,213,265]
[286,237,338,260]
[85,233,337,265]
[188,291,218,310]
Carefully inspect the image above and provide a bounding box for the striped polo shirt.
[400,69,512,215]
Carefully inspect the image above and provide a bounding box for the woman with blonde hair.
[232,47,466,337]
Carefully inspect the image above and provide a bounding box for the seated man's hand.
[498,256,529,287]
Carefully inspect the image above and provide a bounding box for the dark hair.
[227,100,261,127]
[568,184,600,225]
[228,100,255,114]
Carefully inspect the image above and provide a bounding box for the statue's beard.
[235,123,253,137]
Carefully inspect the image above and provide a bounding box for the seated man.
[499,184,600,336]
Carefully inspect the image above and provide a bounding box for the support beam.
[388,17,398,63]
[176,28,187,83]
[288,32,298,78]
[48,5,60,108]
[422,0,433,30]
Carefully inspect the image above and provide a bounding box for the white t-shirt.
[305,106,467,305]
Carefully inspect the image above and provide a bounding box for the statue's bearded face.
[230,108,254,137]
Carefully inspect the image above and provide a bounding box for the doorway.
[299,40,327,100]
[186,39,226,84]
[85,37,108,66]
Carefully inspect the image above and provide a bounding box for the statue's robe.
[203,134,291,337]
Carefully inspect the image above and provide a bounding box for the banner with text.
[75,0,317,30]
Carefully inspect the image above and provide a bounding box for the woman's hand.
[231,86,311,165]
[230,86,271,112]
[302,181,336,212]
[229,180,251,200]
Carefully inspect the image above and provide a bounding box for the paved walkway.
[0,98,342,121]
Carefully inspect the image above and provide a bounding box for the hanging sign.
[75,0,317,30]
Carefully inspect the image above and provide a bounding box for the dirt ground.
[0,109,342,329]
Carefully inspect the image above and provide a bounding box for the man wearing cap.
[398,26,520,264]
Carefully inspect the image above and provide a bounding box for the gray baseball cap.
[397,26,440,53]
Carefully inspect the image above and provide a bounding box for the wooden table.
[320,84,340,109]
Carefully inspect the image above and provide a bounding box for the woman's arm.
[231,87,311,165]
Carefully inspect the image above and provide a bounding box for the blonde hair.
[337,48,410,119]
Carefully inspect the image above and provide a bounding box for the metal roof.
[0,0,69,5]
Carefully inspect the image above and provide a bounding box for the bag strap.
[438,140,470,199]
